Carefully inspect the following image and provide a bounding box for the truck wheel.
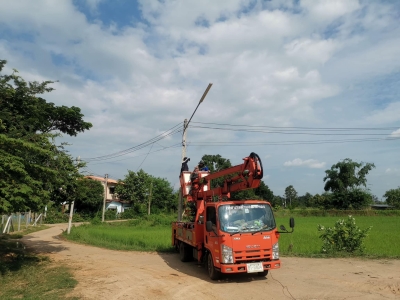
[207,253,221,280]
[179,242,191,262]
[257,270,269,277]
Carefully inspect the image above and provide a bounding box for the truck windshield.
[218,204,276,234]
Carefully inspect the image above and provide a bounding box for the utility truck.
[172,152,294,280]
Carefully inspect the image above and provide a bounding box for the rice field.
[65,215,400,258]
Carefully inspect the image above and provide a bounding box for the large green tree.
[323,159,375,209]
[323,159,375,193]
[383,187,400,209]
[115,169,176,213]
[284,185,298,208]
[200,154,232,189]
[255,181,274,201]
[0,59,92,213]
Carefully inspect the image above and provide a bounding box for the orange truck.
[172,152,294,280]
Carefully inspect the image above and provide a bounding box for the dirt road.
[22,224,400,300]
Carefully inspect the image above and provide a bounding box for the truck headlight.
[272,242,279,260]
[221,245,233,264]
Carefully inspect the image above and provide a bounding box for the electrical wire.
[189,125,397,136]
[136,142,155,171]
[82,122,182,161]
[188,137,400,146]
[87,143,182,165]
[191,121,399,131]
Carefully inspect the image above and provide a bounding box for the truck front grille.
[234,249,271,263]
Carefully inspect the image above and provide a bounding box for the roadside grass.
[65,214,176,252]
[0,235,77,300]
[276,216,400,258]
[65,214,400,258]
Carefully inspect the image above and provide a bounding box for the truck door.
[205,206,220,265]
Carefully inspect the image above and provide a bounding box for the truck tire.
[179,242,191,262]
[257,270,269,277]
[207,252,221,280]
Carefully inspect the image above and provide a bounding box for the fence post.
[3,216,12,234]
[1,215,4,232]
[18,213,21,231]
[26,212,29,229]
[33,213,42,226]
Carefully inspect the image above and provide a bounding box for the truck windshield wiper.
[251,225,270,235]
[230,231,241,236]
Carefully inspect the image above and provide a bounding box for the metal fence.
[1,212,43,234]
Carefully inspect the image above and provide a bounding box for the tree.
[308,193,326,208]
[298,192,313,208]
[73,178,104,212]
[115,170,151,204]
[383,187,400,209]
[151,176,176,212]
[0,59,92,213]
[200,154,232,188]
[323,159,375,210]
[284,185,298,208]
[323,159,375,193]
[115,169,176,213]
[255,181,274,201]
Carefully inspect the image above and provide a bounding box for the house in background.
[84,176,131,213]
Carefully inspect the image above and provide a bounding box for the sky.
[0,0,399,199]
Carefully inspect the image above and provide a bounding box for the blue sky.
[0,0,399,199]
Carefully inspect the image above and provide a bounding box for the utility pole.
[102,174,108,222]
[67,156,80,234]
[178,119,188,221]
[148,181,153,215]
[181,119,188,163]
[177,83,212,222]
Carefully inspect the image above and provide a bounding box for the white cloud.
[385,168,400,174]
[284,159,326,169]
[390,129,400,137]
[368,102,400,124]
[0,0,399,198]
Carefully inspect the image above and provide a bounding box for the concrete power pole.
[67,156,80,235]
[178,119,188,222]
[148,181,153,215]
[102,174,108,222]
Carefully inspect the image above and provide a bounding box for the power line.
[83,123,182,161]
[87,143,181,165]
[188,136,399,146]
[191,121,399,131]
[136,142,155,171]
[189,125,397,136]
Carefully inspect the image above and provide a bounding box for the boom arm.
[192,152,263,201]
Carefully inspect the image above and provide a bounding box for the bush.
[120,209,136,219]
[317,216,372,254]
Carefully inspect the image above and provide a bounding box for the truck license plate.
[246,262,263,273]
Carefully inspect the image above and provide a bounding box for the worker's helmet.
[198,160,204,166]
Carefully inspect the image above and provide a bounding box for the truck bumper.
[220,260,281,274]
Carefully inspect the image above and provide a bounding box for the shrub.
[120,209,136,219]
[317,216,372,254]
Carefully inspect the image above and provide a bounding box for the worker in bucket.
[180,157,190,174]
[198,160,209,171]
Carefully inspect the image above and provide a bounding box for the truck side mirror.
[290,217,295,228]
[206,221,213,232]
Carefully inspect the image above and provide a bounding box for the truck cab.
[204,200,280,279]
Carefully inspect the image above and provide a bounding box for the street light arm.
[185,83,212,131]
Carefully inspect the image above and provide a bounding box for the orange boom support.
[172,152,294,280]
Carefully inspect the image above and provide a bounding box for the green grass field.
[276,216,400,258]
[65,215,400,258]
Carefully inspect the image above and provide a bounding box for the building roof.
[85,175,119,184]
